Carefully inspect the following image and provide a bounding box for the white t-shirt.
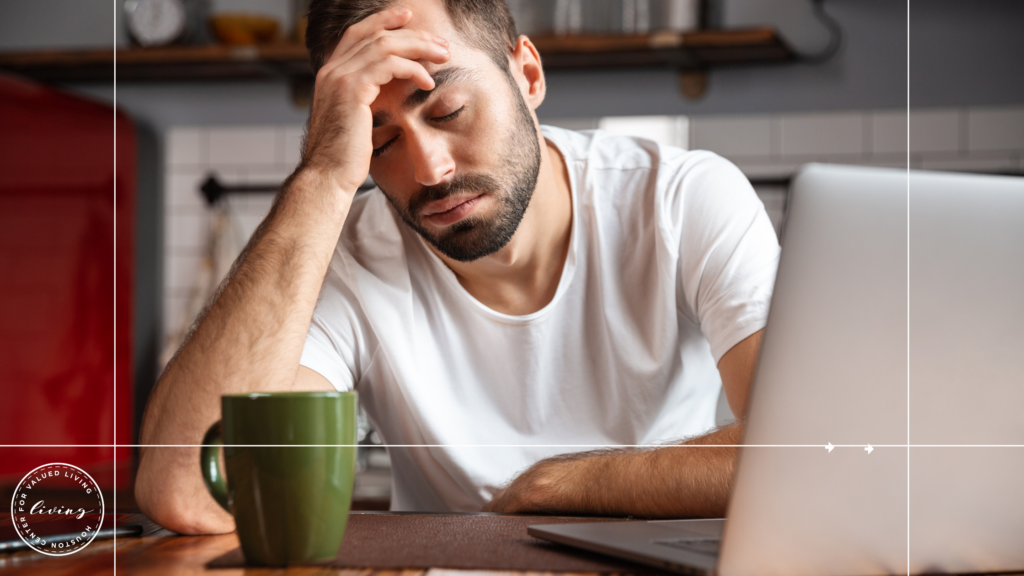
[300,125,780,512]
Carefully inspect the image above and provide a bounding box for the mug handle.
[200,420,231,513]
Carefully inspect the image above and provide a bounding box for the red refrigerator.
[0,73,133,490]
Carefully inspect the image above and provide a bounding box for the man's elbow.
[135,457,235,535]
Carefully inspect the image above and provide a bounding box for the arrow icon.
[864,444,874,454]
[826,443,834,453]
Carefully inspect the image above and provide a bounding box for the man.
[136,0,779,534]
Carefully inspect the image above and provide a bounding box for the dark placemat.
[207,512,658,573]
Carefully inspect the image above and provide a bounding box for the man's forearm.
[487,423,743,518]
[136,168,350,533]
[141,168,348,444]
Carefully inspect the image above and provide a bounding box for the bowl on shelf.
[208,13,281,46]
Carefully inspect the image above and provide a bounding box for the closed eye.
[433,106,465,123]
[372,137,397,158]
[372,107,466,158]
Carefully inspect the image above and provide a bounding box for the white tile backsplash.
[162,124,305,342]
[870,110,907,155]
[920,153,1019,173]
[244,196,276,219]
[825,157,918,171]
[779,112,865,157]
[166,211,211,250]
[244,166,294,187]
[910,109,960,154]
[212,167,248,187]
[162,294,189,338]
[283,125,306,167]
[968,107,1024,152]
[691,115,772,158]
[165,170,210,211]
[691,107,1024,179]
[208,127,279,166]
[221,193,274,218]
[867,157,920,170]
[597,115,689,149]
[164,252,204,293]
[166,127,204,167]
[874,110,963,156]
[542,118,601,132]
[730,160,803,180]
[231,213,271,242]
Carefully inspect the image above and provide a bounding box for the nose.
[407,128,455,187]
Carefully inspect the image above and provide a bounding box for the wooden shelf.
[0,44,310,83]
[0,28,792,84]
[533,27,793,69]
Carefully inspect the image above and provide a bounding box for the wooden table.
[6,511,1022,576]
[0,512,604,576]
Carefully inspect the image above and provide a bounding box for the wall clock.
[124,0,188,47]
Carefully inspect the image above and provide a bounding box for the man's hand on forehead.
[322,8,450,95]
[302,6,451,194]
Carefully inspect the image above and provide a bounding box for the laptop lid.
[905,169,1024,572]
[720,165,1024,576]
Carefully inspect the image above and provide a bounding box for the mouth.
[422,194,483,226]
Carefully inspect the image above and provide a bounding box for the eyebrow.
[372,66,471,128]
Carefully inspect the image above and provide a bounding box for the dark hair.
[306,0,518,74]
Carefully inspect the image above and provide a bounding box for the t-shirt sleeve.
[298,257,366,392]
[667,152,780,363]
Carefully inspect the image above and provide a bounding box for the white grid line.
[114,0,119,565]
[906,1,912,573]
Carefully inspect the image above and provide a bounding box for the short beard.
[379,70,542,263]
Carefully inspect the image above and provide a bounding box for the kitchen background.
[0,0,1021,510]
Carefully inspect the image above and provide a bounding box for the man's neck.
[433,134,573,316]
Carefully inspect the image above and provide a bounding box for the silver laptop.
[529,164,1024,575]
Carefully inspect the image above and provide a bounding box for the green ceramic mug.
[200,391,358,566]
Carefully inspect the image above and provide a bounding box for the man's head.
[308,0,517,77]
[306,0,546,262]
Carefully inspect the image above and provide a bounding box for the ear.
[509,35,546,110]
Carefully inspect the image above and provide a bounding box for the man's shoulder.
[542,124,664,171]
[541,124,734,181]
[542,125,744,211]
